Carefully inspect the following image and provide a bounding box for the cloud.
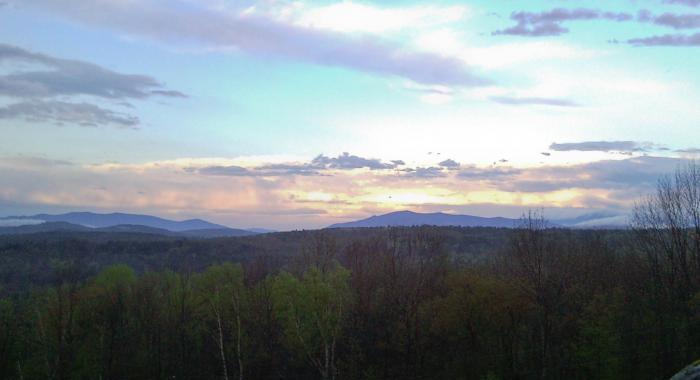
[0,155,73,168]
[612,10,700,46]
[196,165,251,176]
[150,90,188,98]
[0,100,139,128]
[676,147,700,154]
[642,12,700,29]
[493,8,632,37]
[0,43,185,99]
[497,156,682,193]
[438,159,460,168]
[292,3,468,34]
[665,0,700,7]
[549,141,664,153]
[458,166,522,180]
[21,0,489,87]
[0,43,184,127]
[400,166,446,178]
[491,96,579,107]
[628,32,700,46]
[197,164,321,177]
[194,152,402,177]
[310,152,399,170]
[491,7,700,48]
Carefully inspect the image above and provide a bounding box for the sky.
[0,0,699,229]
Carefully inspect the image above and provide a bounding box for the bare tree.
[632,161,700,303]
[631,161,700,372]
[506,210,574,379]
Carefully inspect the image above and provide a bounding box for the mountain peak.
[328,210,519,229]
[0,211,232,232]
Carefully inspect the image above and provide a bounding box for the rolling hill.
[327,210,628,229]
[328,210,521,229]
[0,221,257,238]
[0,212,261,237]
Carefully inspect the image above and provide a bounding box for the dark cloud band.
[0,43,184,128]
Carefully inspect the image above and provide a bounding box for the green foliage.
[93,264,136,290]
[272,265,350,379]
[1,227,700,379]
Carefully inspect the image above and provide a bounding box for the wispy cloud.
[0,100,139,128]
[491,96,579,107]
[0,43,184,127]
[664,0,700,7]
[628,32,700,46]
[311,152,399,170]
[638,10,700,29]
[0,43,185,100]
[494,156,681,193]
[676,147,700,154]
[0,155,73,168]
[193,152,402,177]
[290,2,469,34]
[493,8,632,37]
[399,166,446,178]
[549,141,665,153]
[458,166,522,180]
[22,0,489,87]
[196,164,322,177]
[438,159,460,169]
[493,6,700,49]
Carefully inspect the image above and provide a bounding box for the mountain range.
[0,212,264,237]
[328,210,628,229]
[0,210,628,238]
[328,211,519,228]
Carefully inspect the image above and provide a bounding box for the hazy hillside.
[1,211,231,231]
[0,211,268,233]
[0,221,257,238]
[328,210,521,228]
[328,210,629,229]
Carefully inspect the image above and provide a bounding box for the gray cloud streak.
[0,43,186,100]
[21,0,489,87]
[0,43,185,127]
[628,32,700,46]
[493,8,632,37]
[438,159,460,168]
[494,6,700,47]
[0,100,139,128]
[676,147,700,153]
[497,156,683,193]
[549,141,661,153]
[491,96,579,107]
[637,9,700,30]
[311,152,399,170]
[651,13,700,29]
[400,166,446,178]
[195,153,403,177]
[665,0,700,7]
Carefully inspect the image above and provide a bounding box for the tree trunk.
[215,309,229,380]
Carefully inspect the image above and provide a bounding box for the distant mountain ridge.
[0,221,259,238]
[1,212,227,231]
[328,210,628,229]
[0,212,265,236]
[328,211,520,229]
